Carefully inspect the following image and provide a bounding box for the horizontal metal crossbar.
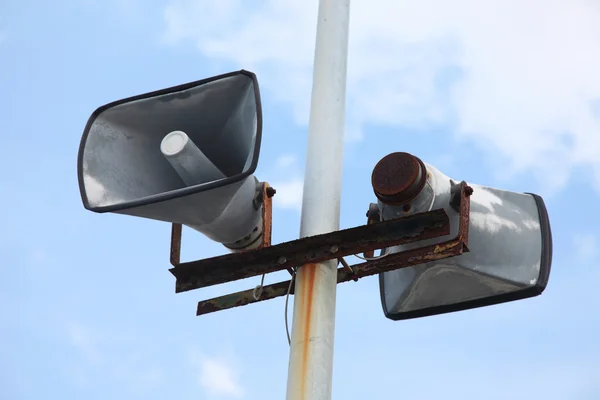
[170,208,451,293]
[194,181,472,316]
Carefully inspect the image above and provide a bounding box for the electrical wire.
[426,180,436,213]
[353,247,391,261]
[354,203,390,261]
[284,268,297,345]
[283,179,438,345]
[252,273,266,300]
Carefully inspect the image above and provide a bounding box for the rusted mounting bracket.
[169,182,292,271]
[192,181,472,316]
[169,182,471,317]
[171,209,450,292]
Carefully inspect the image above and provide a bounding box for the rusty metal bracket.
[194,181,472,316]
[170,206,451,293]
[169,182,278,264]
[363,203,381,258]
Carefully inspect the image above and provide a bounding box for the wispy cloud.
[191,352,245,398]
[268,155,304,211]
[271,178,303,211]
[276,154,297,169]
[574,233,597,260]
[362,358,600,400]
[66,323,165,392]
[162,0,600,192]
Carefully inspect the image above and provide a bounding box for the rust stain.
[260,182,273,249]
[371,152,428,205]
[191,183,473,317]
[298,263,317,398]
[433,241,461,254]
[171,208,449,293]
[170,223,182,267]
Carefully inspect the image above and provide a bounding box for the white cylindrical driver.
[160,130,225,186]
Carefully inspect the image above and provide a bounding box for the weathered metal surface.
[337,239,464,283]
[291,261,332,399]
[372,152,428,205]
[197,278,295,316]
[363,203,380,258]
[193,182,472,316]
[261,183,274,249]
[168,182,274,267]
[172,208,450,293]
[338,257,357,282]
[338,181,472,283]
[170,223,182,267]
[261,184,295,275]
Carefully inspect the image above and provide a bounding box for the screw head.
[277,256,287,265]
[329,245,339,254]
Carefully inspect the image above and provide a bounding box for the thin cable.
[252,274,266,300]
[338,257,359,282]
[338,257,354,275]
[353,246,391,261]
[284,268,297,345]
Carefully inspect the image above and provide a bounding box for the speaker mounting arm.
[169,181,280,260]
[169,182,472,316]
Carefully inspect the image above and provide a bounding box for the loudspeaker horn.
[371,152,553,320]
[77,70,265,250]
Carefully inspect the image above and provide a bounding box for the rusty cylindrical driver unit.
[371,152,428,205]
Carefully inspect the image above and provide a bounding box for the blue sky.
[1,0,600,399]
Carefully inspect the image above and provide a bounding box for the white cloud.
[470,211,519,234]
[265,154,304,211]
[82,174,124,207]
[271,178,304,211]
[69,324,101,364]
[195,354,244,398]
[66,323,165,391]
[594,164,600,193]
[469,187,504,212]
[574,233,597,259]
[163,0,600,192]
[276,154,297,169]
[353,358,600,400]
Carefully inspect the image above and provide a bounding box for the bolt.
[329,245,339,254]
[266,187,277,198]
[277,256,287,265]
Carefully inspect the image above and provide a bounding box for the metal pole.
[286,0,350,399]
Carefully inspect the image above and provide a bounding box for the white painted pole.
[285,0,350,399]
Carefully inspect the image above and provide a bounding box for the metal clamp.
[185,181,472,316]
[169,182,280,265]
